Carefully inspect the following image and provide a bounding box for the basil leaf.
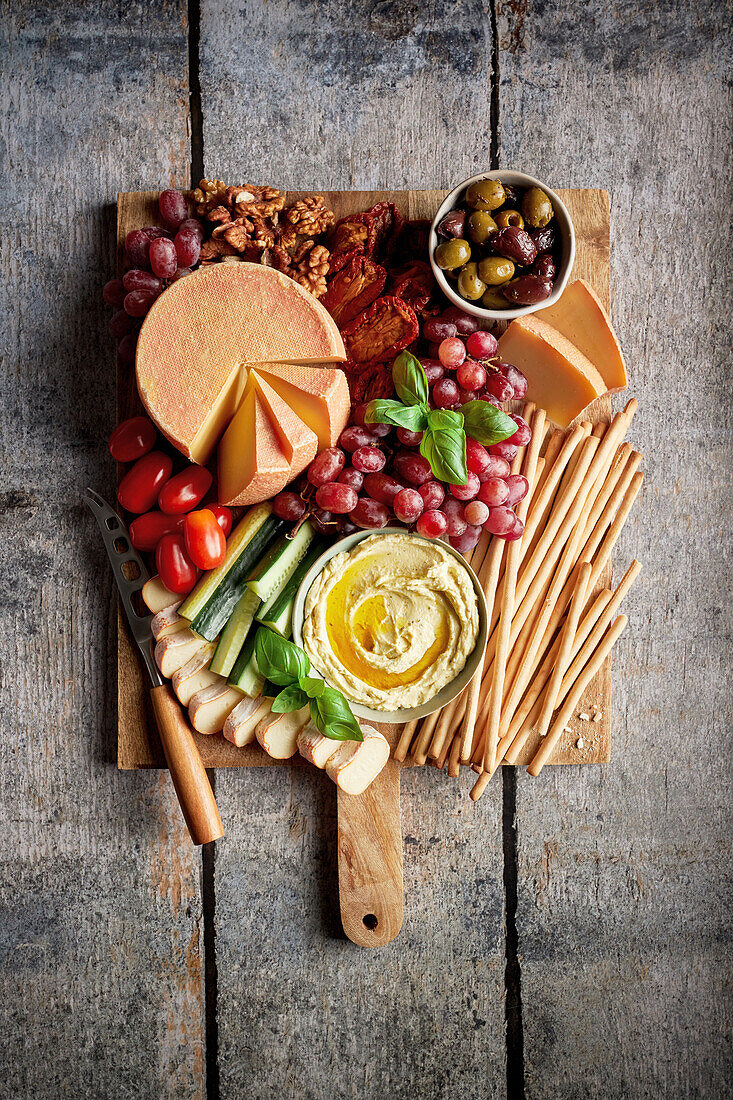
[254,627,310,687]
[427,408,464,432]
[460,400,517,446]
[311,686,363,742]
[299,676,326,699]
[366,399,428,432]
[392,351,429,407]
[420,425,468,485]
[271,685,309,713]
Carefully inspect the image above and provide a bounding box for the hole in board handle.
[363,913,378,931]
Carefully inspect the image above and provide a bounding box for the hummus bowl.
[292,529,489,725]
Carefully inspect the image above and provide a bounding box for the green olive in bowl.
[522,187,555,228]
[494,208,525,230]
[478,256,515,286]
[465,179,506,212]
[467,211,498,245]
[457,262,486,301]
[435,237,471,270]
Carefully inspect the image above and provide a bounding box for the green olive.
[522,187,555,228]
[481,285,510,310]
[467,211,498,245]
[465,178,506,212]
[434,237,471,270]
[494,208,525,230]
[457,262,486,301]
[478,256,515,285]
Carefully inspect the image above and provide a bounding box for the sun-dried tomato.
[322,255,387,325]
[329,214,377,271]
[347,362,395,405]
[365,201,404,263]
[388,218,431,267]
[389,260,437,314]
[340,295,419,368]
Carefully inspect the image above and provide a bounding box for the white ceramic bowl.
[428,168,575,323]
[291,528,488,725]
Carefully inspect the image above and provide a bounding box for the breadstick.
[447,730,462,778]
[393,718,419,762]
[534,562,592,738]
[459,535,505,762]
[411,707,441,765]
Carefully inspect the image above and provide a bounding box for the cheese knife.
[85,488,224,845]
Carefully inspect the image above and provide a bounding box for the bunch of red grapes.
[101,189,204,365]
[273,306,532,555]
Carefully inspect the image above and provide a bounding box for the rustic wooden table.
[1,2,730,1097]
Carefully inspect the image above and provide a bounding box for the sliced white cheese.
[151,602,185,641]
[255,706,310,759]
[297,722,343,769]
[223,696,271,748]
[188,682,244,735]
[142,575,179,613]
[325,725,390,795]
[171,644,219,705]
[155,628,210,679]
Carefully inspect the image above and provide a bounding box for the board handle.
[337,759,403,947]
[150,683,224,845]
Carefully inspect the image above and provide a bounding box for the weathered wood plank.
[0,3,205,1097]
[497,0,733,1095]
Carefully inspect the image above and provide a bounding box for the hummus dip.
[302,533,480,710]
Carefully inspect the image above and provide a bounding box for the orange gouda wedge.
[535,279,627,392]
[250,370,318,477]
[136,263,345,462]
[217,384,290,507]
[257,362,351,448]
[497,316,607,428]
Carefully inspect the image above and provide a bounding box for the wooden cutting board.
[115,187,613,946]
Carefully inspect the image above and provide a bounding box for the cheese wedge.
[223,696,271,748]
[297,722,343,769]
[255,706,310,759]
[325,726,390,795]
[188,682,244,734]
[142,575,179,614]
[497,316,607,428]
[257,362,350,448]
[535,279,627,392]
[172,645,219,706]
[250,370,318,476]
[136,263,345,463]
[155,628,211,678]
[217,383,291,506]
[151,603,185,641]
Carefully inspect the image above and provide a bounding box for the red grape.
[393,451,432,486]
[442,497,467,536]
[149,237,178,279]
[308,447,346,486]
[123,268,163,294]
[351,498,389,529]
[369,422,392,439]
[170,267,192,282]
[363,472,405,505]
[124,290,158,317]
[466,437,491,479]
[490,441,518,464]
[418,480,446,510]
[479,394,502,408]
[339,425,377,452]
[509,415,532,447]
[438,337,467,370]
[352,446,386,474]
[504,474,529,506]
[502,363,528,400]
[440,307,481,335]
[423,363,445,385]
[124,229,153,268]
[273,492,307,521]
[117,333,138,363]
[484,505,517,536]
[338,517,358,536]
[423,318,457,342]
[485,372,515,401]
[174,227,201,267]
[316,482,358,514]
[463,500,490,526]
[351,403,368,426]
[178,217,205,241]
[311,506,334,531]
[338,468,364,491]
[456,360,487,392]
[450,524,482,553]
[478,477,510,507]
[503,514,525,541]
[484,454,512,479]
[449,472,480,501]
[393,487,425,523]
[396,428,423,446]
[465,330,499,359]
[103,279,125,307]
[416,510,447,538]
[109,309,136,339]
[432,378,460,408]
[158,189,188,229]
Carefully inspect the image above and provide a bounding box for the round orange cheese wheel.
[135,263,345,463]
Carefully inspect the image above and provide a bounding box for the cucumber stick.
[209,588,261,677]
[247,521,315,603]
[179,503,273,622]
[227,631,263,697]
[188,514,288,640]
[257,536,327,636]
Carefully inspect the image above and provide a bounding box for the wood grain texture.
[0,3,205,1098]
[497,0,733,1096]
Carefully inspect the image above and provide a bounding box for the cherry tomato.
[155,533,199,595]
[184,509,227,570]
[109,416,157,462]
[206,503,233,538]
[158,465,213,515]
[128,511,184,552]
[117,451,173,514]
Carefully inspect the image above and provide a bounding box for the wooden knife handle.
[149,683,224,845]
[337,758,403,947]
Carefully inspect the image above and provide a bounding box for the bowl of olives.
[429,169,575,321]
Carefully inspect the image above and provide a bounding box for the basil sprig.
[254,628,363,742]
[365,351,516,485]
